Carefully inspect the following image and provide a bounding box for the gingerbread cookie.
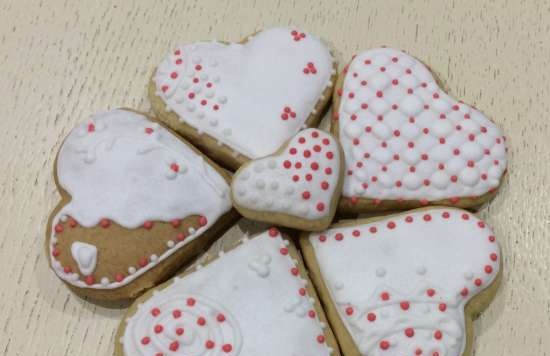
[149,27,337,169]
[231,128,343,231]
[300,208,501,356]
[332,48,507,212]
[115,228,340,356]
[46,109,237,300]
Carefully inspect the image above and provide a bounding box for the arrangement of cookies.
[45,27,507,356]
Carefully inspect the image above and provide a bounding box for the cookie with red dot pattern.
[301,207,502,356]
[332,48,507,213]
[232,128,344,231]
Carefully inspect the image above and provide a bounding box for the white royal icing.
[121,230,333,356]
[70,241,97,276]
[49,109,231,289]
[309,208,500,356]
[154,27,335,159]
[232,128,341,220]
[337,48,507,201]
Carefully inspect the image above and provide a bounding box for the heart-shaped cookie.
[150,27,336,169]
[332,48,507,212]
[301,208,501,356]
[46,109,236,300]
[231,128,343,231]
[115,229,341,356]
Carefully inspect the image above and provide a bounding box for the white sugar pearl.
[101,277,110,286]
[167,240,175,248]
[128,267,136,274]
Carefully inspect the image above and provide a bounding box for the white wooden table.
[1,0,549,355]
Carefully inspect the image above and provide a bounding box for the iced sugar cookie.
[231,128,343,231]
[301,208,502,356]
[115,228,340,356]
[150,27,336,169]
[332,48,507,212]
[46,109,237,300]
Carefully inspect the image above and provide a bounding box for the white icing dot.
[128,267,136,274]
[187,103,196,112]
[200,73,209,81]
[60,215,68,222]
[285,186,294,195]
[212,75,220,83]
[192,56,202,64]
[237,187,246,196]
[375,267,386,277]
[150,254,158,262]
[101,277,109,286]
[267,159,277,169]
[209,119,218,127]
[240,171,250,180]
[255,179,266,189]
[464,271,474,280]
[218,96,227,104]
[222,128,232,136]
[205,91,214,99]
[179,81,190,90]
[270,181,279,190]
[416,266,427,275]
[167,240,175,248]
[188,227,196,234]
[209,59,218,67]
[197,111,205,119]
[253,163,264,173]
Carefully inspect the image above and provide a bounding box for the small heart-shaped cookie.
[301,208,501,356]
[46,109,236,300]
[333,48,507,212]
[150,27,336,169]
[231,128,343,231]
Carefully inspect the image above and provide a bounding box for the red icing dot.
[423,214,432,222]
[176,327,184,335]
[151,308,161,317]
[154,324,164,333]
[114,273,125,282]
[138,257,149,268]
[177,232,186,241]
[442,211,450,218]
[283,160,291,169]
[141,337,150,345]
[170,72,178,79]
[380,291,390,301]
[195,64,202,71]
[475,278,483,286]
[317,335,325,344]
[434,330,443,340]
[490,253,498,261]
[187,297,196,306]
[197,317,206,326]
[439,303,447,312]
[387,221,396,229]
[367,312,376,322]
[172,309,182,318]
[380,340,390,350]
[335,233,344,241]
[291,267,299,276]
[405,328,415,337]
[318,235,327,242]
[199,216,208,226]
[171,219,181,228]
[427,288,436,297]
[485,265,493,274]
[169,341,179,351]
[302,191,311,200]
[84,275,95,285]
[143,221,153,229]
[352,229,361,237]
[217,313,226,322]
[316,203,325,212]
[222,344,233,353]
[369,226,377,234]
[280,247,289,255]
[345,306,354,316]
[400,301,410,310]
[268,228,279,237]
[461,288,469,297]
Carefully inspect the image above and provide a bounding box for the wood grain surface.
[0,0,548,355]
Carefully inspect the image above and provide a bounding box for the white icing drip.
[338,48,507,201]
[70,241,97,276]
[155,27,334,159]
[122,231,331,355]
[309,208,500,356]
